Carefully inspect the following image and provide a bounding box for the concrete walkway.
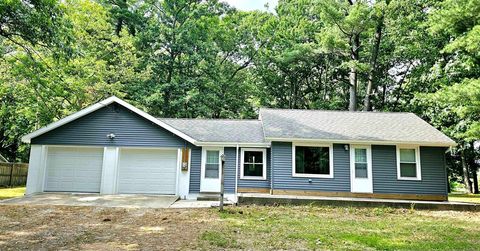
[0,193,179,209]
[0,193,234,209]
[238,193,480,211]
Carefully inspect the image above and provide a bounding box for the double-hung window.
[397,146,421,180]
[241,148,267,180]
[292,143,333,178]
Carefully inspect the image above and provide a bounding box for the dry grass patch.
[0,205,218,250]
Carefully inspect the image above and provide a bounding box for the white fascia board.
[264,137,457,147]
[21,96,197,145]
[195,142,271,148]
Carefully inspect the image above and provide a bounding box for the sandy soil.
[0,205,217,250]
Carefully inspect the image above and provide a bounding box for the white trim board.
[21,96,197,145]
[265,137,456,147]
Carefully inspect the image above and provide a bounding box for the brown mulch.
[0,205,218,250]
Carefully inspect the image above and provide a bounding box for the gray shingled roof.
[259,108,456,146]
[159,118,265,143]
[0,154,7,162]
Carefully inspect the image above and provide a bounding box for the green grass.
[0,187,25,200]
[449,193,480,204]
[198,205,480,250]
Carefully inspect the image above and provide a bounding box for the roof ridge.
[158,117,260,122]
[259,107,414,115]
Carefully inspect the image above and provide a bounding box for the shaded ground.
[1,205,479,250]
[449,193,480,204]
[0,187,25,200]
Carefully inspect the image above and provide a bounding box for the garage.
[117,148,178,194]
[44,147,103,192]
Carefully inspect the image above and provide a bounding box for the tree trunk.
[461,150,472,193]
[472,167,479,194]
[114,0,127,36]
[364,9,385,111]
[348,69,357,111]
[349,34,360,111]
[469,141,479,194]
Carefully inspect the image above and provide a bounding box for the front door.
[350,145,373,193]
[200,147,223,192]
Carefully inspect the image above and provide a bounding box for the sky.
[221,0,278,12]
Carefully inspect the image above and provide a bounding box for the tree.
[0,0,140,161]
[0,0,72,57]
[416,0,480,193]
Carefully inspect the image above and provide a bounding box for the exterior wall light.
[107,133,116,140]
[344,144,349,151]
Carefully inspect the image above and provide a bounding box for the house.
[21,96,456,201]
[0,154,7,163]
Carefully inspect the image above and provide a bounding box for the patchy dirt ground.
[2,204,479,250]
[0,205,217,250]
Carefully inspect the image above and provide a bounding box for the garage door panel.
[45,147,103,192]
[118,148,177,194]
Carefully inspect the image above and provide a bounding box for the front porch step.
[197,192,222,201]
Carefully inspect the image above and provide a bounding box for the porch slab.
[238,193,480,211]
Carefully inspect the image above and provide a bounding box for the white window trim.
[240,148,267,180]
[292,142,334,178]
[396,145,422,181]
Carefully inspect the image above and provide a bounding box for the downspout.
[235,144,239,201]
[270,144,273,194]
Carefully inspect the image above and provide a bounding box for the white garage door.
[117,148,177,194]
[45,147,103,192]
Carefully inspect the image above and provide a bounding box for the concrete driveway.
[0,193,180,208]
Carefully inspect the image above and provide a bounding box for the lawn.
[449,193,480,204]
[0,205,478,250]
[0,187,25,200]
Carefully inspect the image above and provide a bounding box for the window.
[354,148,368,178]
[292,143,333,178]
[241,148,266,180]
[397,146,421,180]
[205,150,220,178]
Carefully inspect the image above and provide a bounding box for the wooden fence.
[0,163,28,187]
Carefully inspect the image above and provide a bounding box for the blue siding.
[31,104,188,148]
[224,147,237,193]
[189,146,202,193]
[271,142,350,191]
[372,145,447,195]
[238,148,271,189]
[191,147,271,193]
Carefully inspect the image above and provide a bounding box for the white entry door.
[200,147,223,192]
[350,145,373,193]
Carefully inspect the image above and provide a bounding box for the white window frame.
[396,145,422,181]
[240,148,267,180]
[292,142,334,178]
